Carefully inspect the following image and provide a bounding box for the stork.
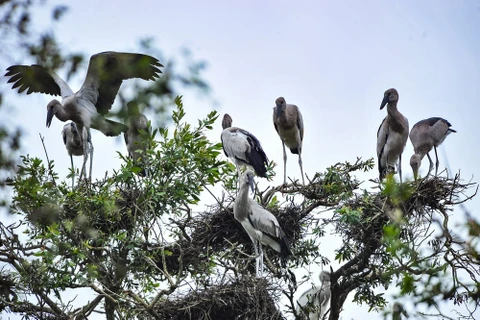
[234,169,291,277]
[296,271,331,320]
[124,102,150,176]
[221,114,269,178]
[392,302,408,320]
[377,88,409,182]
[5,51,163,179]
[61,122,89,187]
[409,117,456,180]
[273,97,305,185]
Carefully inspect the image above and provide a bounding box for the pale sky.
[1,1,480,319]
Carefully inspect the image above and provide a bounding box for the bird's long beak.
[380,96,389,110]
[413,168,418,181]
[46,109,54,128]
[248,174,255,193]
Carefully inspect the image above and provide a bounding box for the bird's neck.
[275,105,285,119]
[234,184,251,219]
[386,102,405,130]
[54,104,70,122]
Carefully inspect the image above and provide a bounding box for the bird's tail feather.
[249,148,268,178]
[289,147,299,155]
[378,157,386,180]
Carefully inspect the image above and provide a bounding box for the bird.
[273,97,305,185]
[5,51,163,179]
[392,302,408,320]
[124,101,150,176]
[221,113,269,178]
[61,122,89,187]
[377,88,409,183]
[409,117,456,180]
[234,169,292,277]
[296,271,331,320]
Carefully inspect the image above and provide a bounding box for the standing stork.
[296,271,331,320]
[5,51,163,179]
[124,102,150,176]
[221,114,269,178]
[61,122,89,187]
[273,97,305,185]
[409,117,456,180]
[377,88,409,182]
[234,169,292,277]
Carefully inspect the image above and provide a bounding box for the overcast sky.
[1,1,480,319]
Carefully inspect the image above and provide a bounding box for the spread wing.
[79,52,163,115]
[5,65,73,98]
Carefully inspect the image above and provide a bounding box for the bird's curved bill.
[380,96,389,110]
[248,174,255,193]
[46,109,54,128]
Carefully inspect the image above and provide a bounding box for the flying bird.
[5,51,163,179]
[221,114,269,178]
[234,170,292,277]
[296,271,331,320]
[409,117,456,180]
[273,97,305,185]
[124,102,150,176]
[377,88,409,182]
[61,122,89,187]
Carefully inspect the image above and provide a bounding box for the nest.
[151,277,284,320]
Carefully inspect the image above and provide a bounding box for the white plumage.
[61,122,89,186]
[296,271,331,320]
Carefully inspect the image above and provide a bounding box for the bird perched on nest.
[296,271,331,320]
[234,170,291,277]
[273,97,305,185]
[409,117,456,180]
[5,51,163,179]
[61,122,89,187]
[221,113,269,178]
[124,101,150,176]
[377,88,409,182]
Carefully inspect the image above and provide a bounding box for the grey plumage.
[234,170,291,277]
[221,114,269,178]
[124,102,150,176]
[392,302,408,320]
[296,271,331,320]
[273,97,305,185]
[377,88,409,182]
[409,117,456,179]
[5,52,163,179]
[61,122,89,187]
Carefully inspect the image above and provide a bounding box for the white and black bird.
[392,302,409,320]
[296,271,331,320]
[5,51,163,178]
[124,102,150,176]
[221,114,269,178]
[234,169,292,277]
[273,97,305,185]
[61,122,89,187]
[377,88,409,182]
[409,117,456,180]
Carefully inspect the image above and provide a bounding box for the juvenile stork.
[221,114,269,178]
[296,271,331,320]
[5,52,163,178]
[377,88,409,182]
[273,97,305,185]
[61,122,89,187]
[409,117,456,180]
[124,102,150,176]
[234,170,292,277]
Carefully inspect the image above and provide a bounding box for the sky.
[1,0,480,319]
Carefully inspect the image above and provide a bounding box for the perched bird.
[377,88,409,182]
[234,170,292,277]
[273,97,305,185]
[221,114,269,178]
[61,122,89,187]
[392,302,408,320]
[409,117,456,180]
[5,51,163,179]
[124,102,150,176]
[296,271,331,320]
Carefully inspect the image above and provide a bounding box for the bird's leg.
[282,142,287,186]
[434,146,439,176]
[426,153,434,177]
[88,131,93,181]
[258,244,264,278]
[298,152,305,185]
[398,154,402,183]
[250,237,261,278]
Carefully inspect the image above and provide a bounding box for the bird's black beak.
[46,109,54,128]
[248,174,255,193]
[380,95,389,110]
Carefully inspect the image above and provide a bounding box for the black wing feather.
[5,65,61,96]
